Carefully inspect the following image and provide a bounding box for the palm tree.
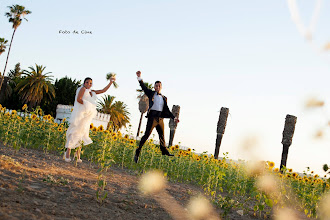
[0,38,8,56]
[15,64,55,109]
[136,82,153,137]
[97,95,130,131]
[0,5,31,92]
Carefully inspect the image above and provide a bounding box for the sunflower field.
[0,104,329,219]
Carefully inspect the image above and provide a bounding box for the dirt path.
[0,144,254,220]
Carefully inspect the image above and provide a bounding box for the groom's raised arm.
[136,71,152,97]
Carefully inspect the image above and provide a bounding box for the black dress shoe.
[134,153,139,163]
[134,149,140,163]
[162,151,174,157]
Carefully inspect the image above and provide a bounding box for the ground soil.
[0,144,260,220]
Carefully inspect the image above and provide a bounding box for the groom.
[134,71,179,163]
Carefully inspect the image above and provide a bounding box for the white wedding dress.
[65,86,97,149]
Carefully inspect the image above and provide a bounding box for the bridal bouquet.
[106,72,118,88]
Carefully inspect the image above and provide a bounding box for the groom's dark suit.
[135,79,175,162]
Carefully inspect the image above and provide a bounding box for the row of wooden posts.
[138,105,297,172]
[214,107,297,172]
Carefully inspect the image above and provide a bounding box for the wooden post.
[280,114,297,172]
[136,94,149,138]
[214,107,229,159]
[168,105,180,147]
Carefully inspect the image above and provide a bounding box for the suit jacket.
[139,80,175,119]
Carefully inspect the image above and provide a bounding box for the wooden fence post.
[214,107,229,159]
[168,105,180,147]
[280,114,297,172]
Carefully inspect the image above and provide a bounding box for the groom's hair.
[84,77,92,83]
[155,81,162,85]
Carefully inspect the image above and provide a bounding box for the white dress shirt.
[150,93,164,111]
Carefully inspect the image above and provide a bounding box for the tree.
[41,76,81,116]
[0,38,8,56]
[0,63,22,106]
[16,64,55,109]
[136,82,153,137]
[0,5,31,92]
[97,95,130,131]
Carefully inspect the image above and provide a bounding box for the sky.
[1,0,330,175]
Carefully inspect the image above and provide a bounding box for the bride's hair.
[84,77,92,83]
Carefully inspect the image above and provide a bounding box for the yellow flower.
[187,148,192,152]
[4,112,10,117]
[22,104,27,110]
[0,104,2,109]
[11,110,17,115]
[98,125,104,131]
[104,130,110,134]
[92,127,97,132]
[288,168,293,173]
[124,134,129,139]
[71,108,73,112]
[174,145,179,149]
[31,114,37,120]
[203,154,208,159]
[170,146,175,151]
[292,173,298,178]
[196,157,200,161]
[314,174,319,178]
[130,140,135,144]
[274,168,279,172]
[311,171,314,174]
[286,174,291,178]
[268,161,275,169]
[90,123,94,129]
[62,118,66,122]
[58,127,63,132]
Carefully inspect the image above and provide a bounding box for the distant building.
[55,104,110,128]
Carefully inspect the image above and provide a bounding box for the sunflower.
[311,171,314,174]
[58,127,63,132]
[11,110,17,115]
[203,154,208,159]
[104,130,110,134]
[90,123,94,129]
[187,148,192,152]
[92,127,98,132]
[22,104,28,111]
[31,114,37,120]
[288,168,293,173]
[124,134,129,139]
[62,118,66,122]
[98,125,104,131]
[268,161,275,169]
[130,140,135,144]
[170,146,175,151]
[196,157,201,161]
[174,145,179,149]
[286,174,291,178]
[314,174,319,178]
[292,173,298,178]
[274,168,279,172]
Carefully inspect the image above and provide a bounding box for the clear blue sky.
[1,0,330,175]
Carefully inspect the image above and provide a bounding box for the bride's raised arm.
[92,78,116,94]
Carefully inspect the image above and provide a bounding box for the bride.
[64,76,116,162]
